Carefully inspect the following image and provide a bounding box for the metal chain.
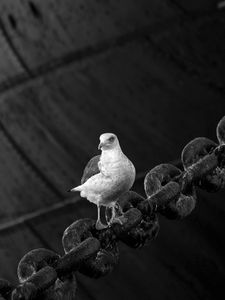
[0,116,225,300]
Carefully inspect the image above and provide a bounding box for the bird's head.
[98,133,119,151]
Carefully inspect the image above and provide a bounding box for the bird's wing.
[81,155,101,184]
[82,172,112,193]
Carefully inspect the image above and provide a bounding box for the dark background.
[0,0,225,299]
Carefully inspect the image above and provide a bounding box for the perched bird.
[69,133,136,230]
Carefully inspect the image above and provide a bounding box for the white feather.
[71,134,136,206]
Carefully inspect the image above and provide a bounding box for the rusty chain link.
[0,116,225,300]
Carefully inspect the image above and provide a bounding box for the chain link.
[0,116,225,300]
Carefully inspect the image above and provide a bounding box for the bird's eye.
[108,136,115,142]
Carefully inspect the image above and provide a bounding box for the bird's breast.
[101,156,135,181]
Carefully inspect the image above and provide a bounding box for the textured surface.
[0,0,224,299]
[0,29,24,82]
[0,0,177,69]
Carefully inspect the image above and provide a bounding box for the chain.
[0,116,225,300]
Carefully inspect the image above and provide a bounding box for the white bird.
[69,133,136,230]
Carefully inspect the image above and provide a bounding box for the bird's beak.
[98,142,103,150]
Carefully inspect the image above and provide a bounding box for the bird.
[69,133,136,230]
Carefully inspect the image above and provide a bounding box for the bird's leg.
[96,202,108,230]
[109,202,127,226]
[105,202,116,226]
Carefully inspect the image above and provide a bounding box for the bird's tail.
[68,185,83,192]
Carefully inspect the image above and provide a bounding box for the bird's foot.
[95,220,108,230]
[109,215,128,226]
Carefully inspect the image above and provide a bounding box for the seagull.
[69,133,136,230]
